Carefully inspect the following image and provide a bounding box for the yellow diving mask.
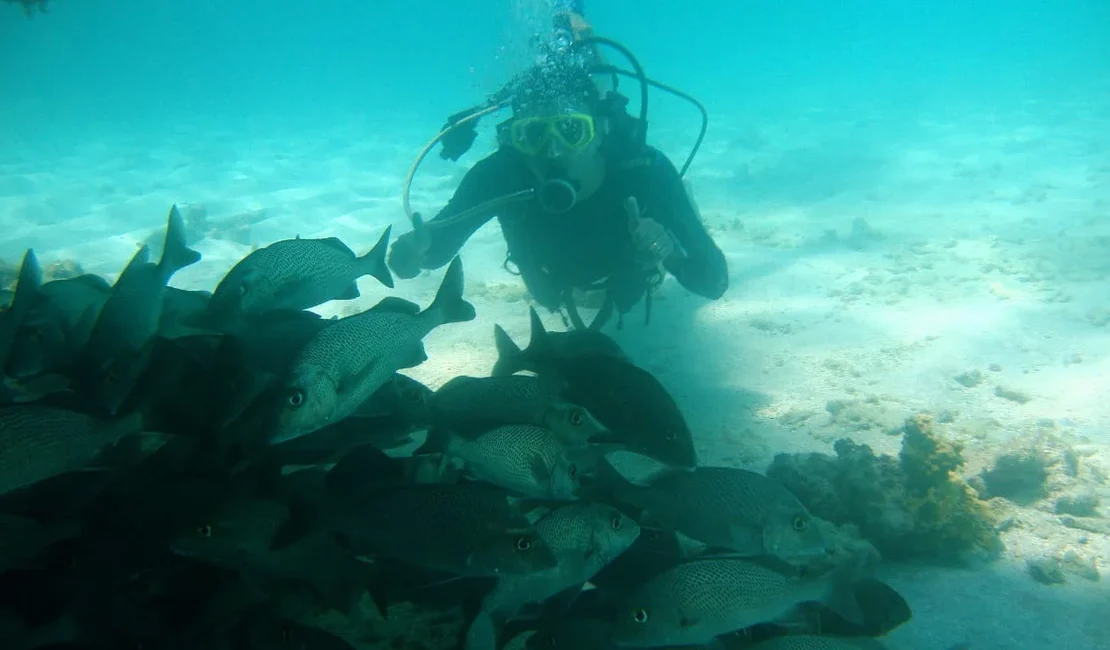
[509,113,596,156]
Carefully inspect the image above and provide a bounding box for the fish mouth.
[773,545,830,561]
[267,424,310,445]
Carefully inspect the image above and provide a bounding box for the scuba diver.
[389,2,727,330]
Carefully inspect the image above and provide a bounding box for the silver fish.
[486,502,639,611]
[611,556,862,648]
[0,250,43,387]
[207,227,393,321]
[269,256,474,443]
[0,405,144,495]
[603,462,826,560]
[445,424,584,500]
[78,205,201,414]
[171,497,368,609]
[466,503,641,650]
[323,481,558,577]
[491,306,629,377]
[429,374,609,446]
[7,274,111,378]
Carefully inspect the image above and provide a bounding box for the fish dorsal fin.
[318,237,355,255]
[371,296,421,315]
[491,324,523,377]
[526,306,549,354]
[125,244,152,270]
[65,273,112,293]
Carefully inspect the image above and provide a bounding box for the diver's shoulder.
[465,147,527,179]
[610,145,677,176]
[610,144,668,168]
[474,146,519,168]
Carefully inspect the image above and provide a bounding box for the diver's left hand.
[626,197,675,266]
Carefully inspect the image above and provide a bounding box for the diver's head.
[504,63,609,212]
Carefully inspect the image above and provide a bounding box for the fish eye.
[568,464,579,480]
[664,430,677,441]
[238,283,249,297]
[515,536,533,551]
[792,515,808,532]
[610,515,622,531]
[197,524,212,537]
[104,371,117,385]
[568,408,584,426]
[287,389,305,408]
[632,608,649,624]
[30,328,43,343]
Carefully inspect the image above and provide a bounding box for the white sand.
[2,96,1109,648]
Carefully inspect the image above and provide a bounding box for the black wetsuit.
[420,144,729,314]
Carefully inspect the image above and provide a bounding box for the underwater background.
[2,1,1110,649]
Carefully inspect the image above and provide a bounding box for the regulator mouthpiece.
[537,178,579,214]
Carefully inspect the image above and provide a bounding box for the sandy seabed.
[2,95,1109,649]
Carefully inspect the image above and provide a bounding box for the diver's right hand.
[388,213,432,279]
[439,110,480,162]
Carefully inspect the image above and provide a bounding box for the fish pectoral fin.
[823,561,866,627]
[529,456,553,485]
[336,362,375,395]
[727,524,766,555]
[337,282,361,300]
[506,497,554,523]
[396,342,429,370]
[271,278,313,303]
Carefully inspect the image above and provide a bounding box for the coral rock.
[767,414,1002,564]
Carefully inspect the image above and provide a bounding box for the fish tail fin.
[359,225,395,289]
[159,205,202,279]
[490,325,524,377]
[428,256,476,325]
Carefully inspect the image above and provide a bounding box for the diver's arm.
[652,157,729,300]
[403,153,513,273]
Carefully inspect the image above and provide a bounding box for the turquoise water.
[2,2,1110,649]
[4,2,1108,128]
